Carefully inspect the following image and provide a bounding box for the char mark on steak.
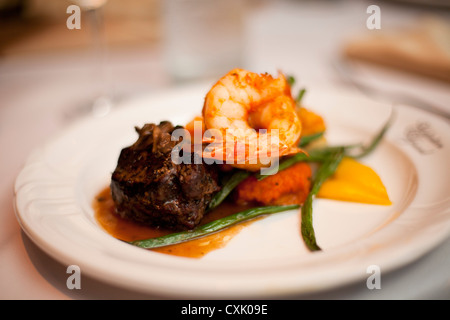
[110,121,220,230]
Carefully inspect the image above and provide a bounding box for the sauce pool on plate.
[93,187,255,258]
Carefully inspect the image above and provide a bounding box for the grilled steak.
[110,121,220,230]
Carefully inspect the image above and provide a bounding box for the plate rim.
[13,84,450,298]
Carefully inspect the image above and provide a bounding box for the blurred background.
[1,0,449,108]
[1,0,449,299]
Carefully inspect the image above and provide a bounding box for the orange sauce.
[93,187,255,258]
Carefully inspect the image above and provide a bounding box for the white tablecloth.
[1,0,449,299]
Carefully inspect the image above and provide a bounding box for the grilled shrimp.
[202,68,302,171]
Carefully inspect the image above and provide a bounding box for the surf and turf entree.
[94,68,392,258]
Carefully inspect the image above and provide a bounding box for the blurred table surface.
[1,0,449,300]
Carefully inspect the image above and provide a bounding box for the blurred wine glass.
[64,0,113,121]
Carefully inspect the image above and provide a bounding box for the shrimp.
[201,68,303,171]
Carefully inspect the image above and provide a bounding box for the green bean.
[254,145,357,180]
[301,149,345,251]
[286,75,296,87]
[129,204,300,249]
[349,113,394,159]
[296,88,307,104]
[207,170,250,211]
[254,153,308,180]
[299,131,325,147]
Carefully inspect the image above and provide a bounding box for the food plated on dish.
[94,68,392,258]
[14,66,450,297]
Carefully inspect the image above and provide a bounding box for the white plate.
[14,84,450,298]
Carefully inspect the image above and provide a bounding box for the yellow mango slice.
[317,157,391,205]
